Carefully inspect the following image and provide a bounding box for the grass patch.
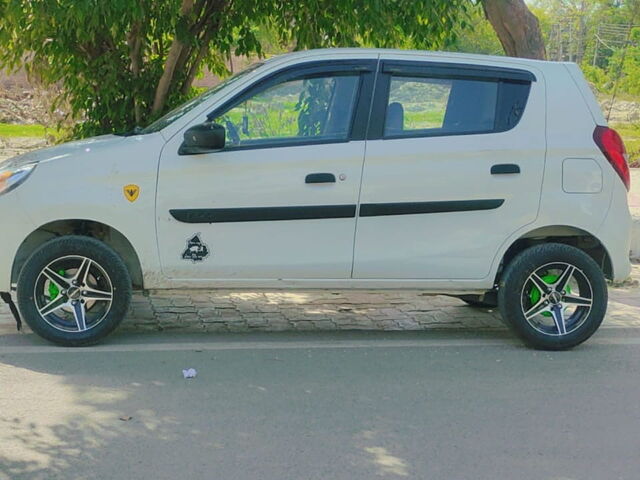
[0,123,47,138]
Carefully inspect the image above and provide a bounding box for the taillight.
[593,125,630,191]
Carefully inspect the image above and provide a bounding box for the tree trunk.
[151,0,196,115]
[481,0,546,60]
[180,1,228,95]
[127,21,144,124]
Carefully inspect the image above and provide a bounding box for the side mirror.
[179,122,225,155]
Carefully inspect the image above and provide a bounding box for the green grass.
[404,109,445,129]
[0,123,47,138]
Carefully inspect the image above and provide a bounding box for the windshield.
[141,62,264,134]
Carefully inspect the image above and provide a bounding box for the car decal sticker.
[181,234,210,263]
[123,184,141,203]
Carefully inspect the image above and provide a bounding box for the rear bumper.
[597,181,632,282]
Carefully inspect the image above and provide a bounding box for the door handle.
[305,173,336,184]
[491,164,520,175]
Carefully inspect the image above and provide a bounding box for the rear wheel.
[498,243,607,350]
[17,236,131,346]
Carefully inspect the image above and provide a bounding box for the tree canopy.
[0,0,468,137]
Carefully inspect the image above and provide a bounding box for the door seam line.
[350,55,381,278]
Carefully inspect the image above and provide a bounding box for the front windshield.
[141,62,264,134]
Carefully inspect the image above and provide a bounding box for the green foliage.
[449,3,503,56]
[0,0,468,140]
[611,28,640,96]
[581,64,610,92]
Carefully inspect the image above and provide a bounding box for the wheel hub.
[67,286,82,300]
[548,291,563,305]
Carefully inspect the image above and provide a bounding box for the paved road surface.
[2,329,640,480]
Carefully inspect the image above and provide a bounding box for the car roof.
[262,47,570,70]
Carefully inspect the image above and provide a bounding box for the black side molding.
[491,164,521,175]
[359,199,504,217]
[170,199,505,223]
[170,205,357,223]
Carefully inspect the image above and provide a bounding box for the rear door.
[353,59,546,280]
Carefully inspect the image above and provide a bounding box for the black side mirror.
[179,122,225,155]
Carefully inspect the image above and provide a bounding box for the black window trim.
[367,60,534,141]
[381,60,537,83]
[201,59,378,152]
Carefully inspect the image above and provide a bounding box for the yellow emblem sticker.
[123,184,140,203]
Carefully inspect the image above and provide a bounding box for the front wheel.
[17,236,132,346]
[498,243,608,350]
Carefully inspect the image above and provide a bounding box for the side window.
[211,74,360,147]
[383,74,530,137]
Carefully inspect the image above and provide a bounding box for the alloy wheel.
[33,255,114,333]
[520,262,593,336]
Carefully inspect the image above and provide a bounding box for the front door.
[156,60,376,281]
[353,59,546,280]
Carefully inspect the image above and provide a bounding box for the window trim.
[381,60,537,83]
[204,59,378,151]
[367,60,534,141]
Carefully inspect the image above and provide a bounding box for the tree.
[481,0,547,59]
[0,0,468,138]
[450,3,503,55]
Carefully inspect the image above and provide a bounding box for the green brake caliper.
[47,269,66,300]
[529,273,571,317]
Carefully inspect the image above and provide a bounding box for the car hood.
[0,135,126,170]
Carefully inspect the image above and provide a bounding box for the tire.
[498,243,607,350]
[17,235,132,346]
[459,295,498,309]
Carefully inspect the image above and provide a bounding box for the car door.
[353,58,546,280]
[156,60,377,281]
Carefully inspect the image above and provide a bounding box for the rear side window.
[383,74,530,138]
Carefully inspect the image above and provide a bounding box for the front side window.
[211,74,360,148]
[384,74,530,138]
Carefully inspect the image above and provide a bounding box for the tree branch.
[481,0,546,59]
[151,0,196,115]
[127,20,144,124]
[181,0,229,95]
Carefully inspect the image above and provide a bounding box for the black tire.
[498,243,607,350]
[17,235,131,346]
[459,295,498,309]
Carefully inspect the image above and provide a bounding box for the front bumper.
[0,189,36,292]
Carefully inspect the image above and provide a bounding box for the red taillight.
[593,125,630,191]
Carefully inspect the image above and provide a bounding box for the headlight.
[0,164,36,196]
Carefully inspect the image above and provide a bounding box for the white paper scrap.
[182,368,197,379]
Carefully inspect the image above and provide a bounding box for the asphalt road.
[2,329,640,480]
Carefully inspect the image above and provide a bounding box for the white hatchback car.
[0,48,632,349]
